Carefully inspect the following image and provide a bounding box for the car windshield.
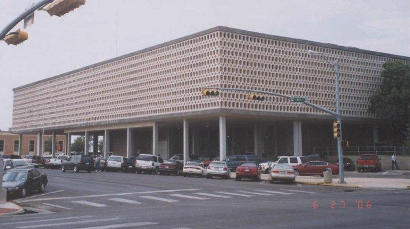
[229,156,246,161]
[3,171,27,182]
[273,164,293,170]
[245,155,258,161]
[109,157,122,162]
[241,162,257,167]
[13,160,28,167]
[186,162,201,166]
[210,162,226,166]
[300,156,308,163]
[136,155,154,161]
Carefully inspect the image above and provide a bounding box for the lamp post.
[308,50,345,183]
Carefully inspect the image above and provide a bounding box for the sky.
[0,0,409,131]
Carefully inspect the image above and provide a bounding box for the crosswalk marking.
[193,193,232,198]
[139,195,179,203]
[109,198,142,205]
[216,191,254,197]
[16,218,120,229]
[71,200,107,207]
[42,203,72,210]
[169,193,209,200]
[255,190,294,195]
[238,191,272,196]
[75,222,158,229]
[282,189,316,194]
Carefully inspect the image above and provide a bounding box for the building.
[0,131,66,157]
[11,26,410,161]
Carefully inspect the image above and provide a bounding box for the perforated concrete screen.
[11,27,410,132]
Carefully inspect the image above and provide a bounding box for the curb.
[295,181,360,189]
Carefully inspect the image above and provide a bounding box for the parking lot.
[1,168,409,229]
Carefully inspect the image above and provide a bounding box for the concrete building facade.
[11,27,410,161]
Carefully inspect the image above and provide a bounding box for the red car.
[356,154,381,172]
[235,162,260,181]
[294,161,338,176]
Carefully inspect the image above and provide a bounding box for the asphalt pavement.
[1,169,409,229]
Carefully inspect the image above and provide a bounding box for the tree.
[71,136,84,153]
[369,61,410,145]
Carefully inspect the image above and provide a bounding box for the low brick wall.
[328,155,410,170]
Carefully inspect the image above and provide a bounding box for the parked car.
[46,155,69,169]
[227,154,258,171]
[272,156,307,169]
[105,156,127,172]
[294,161,339,176]
[61,154,93,173]
[24,155,45,166]
[206,161,230,179]
[3,159,34,171]
[2,168,48,198]
[124,157,137,173]
[270,164,296,183]
[336,157,355,171]
[235,162,260,181]
[135,154,164,174]
[1,154,21,159]
[169,154,183,164]
[183,161,205,177]
[356,154,381,172]
[159,160,183,175]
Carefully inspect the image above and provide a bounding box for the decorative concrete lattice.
[12,27,409,132]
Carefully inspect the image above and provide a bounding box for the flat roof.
[14,26,410,91]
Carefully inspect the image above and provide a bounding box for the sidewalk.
[0,202,23,216]
[295,176,410,189]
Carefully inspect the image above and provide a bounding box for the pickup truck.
[356,154,382,172]
[135,154,164,174]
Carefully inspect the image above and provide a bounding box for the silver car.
[206,161,230,179]
[270,164,296,183]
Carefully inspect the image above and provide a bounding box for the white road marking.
[0,216,92,225]
[16,217,120,229]
[215,191,254,197]
[139,195,179,203]
[193,193,232,198]
[169,193,209,200]
[255,190,294,195]
[19,189,200,203]
[109,198,141,205]
[238,191,272,196]
[42,203,72,210]
[282,189,316,194]
[16,190,65,202]
[72,200,107,207]
[75,222,158,229]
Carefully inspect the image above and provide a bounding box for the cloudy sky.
[0,0,409,131]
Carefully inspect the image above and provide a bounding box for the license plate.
[128,166,132,168]
[245,168,249,172]
[280,171,286,174]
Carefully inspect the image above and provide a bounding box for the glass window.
[14,140,19,153]
[13,160,28,167]
[289,157,298,163]
[3,171,27,182]
[0,140,4,152]
[278,158,288,163]
[29,140,35,152]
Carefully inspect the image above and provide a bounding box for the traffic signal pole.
[0,0,53,41]
[334,60,345,183]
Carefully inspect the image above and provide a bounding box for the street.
[1,169,409,229]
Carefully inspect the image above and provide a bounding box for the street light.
[308,50,345,183]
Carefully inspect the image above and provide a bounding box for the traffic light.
[333,121,341,139]
[201,89,219,96]
[247,93,265,101]
[3,29,28,45]
[43,0,86,17]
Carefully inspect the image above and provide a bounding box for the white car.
[135,154,163,174]
[106,156,127,171]
[270,164,296,183]
[47,155,69,169]
[206,161,230,179]
[183,161,204,177]
[270,156,307,169]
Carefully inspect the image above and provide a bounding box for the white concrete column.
[18,134,23,157]
[127,128,132,158]
[183,119,189,165]
[152,122,158,155]
[36,132,42,156]
[51,132,56,157]
[293,120,303,156]
[254,124,259,156]
[84,131,89,155]
[66,133,71,155]
[104,129,110,158]
[219,116,227,161]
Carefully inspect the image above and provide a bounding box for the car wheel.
[74,166,79,173]
[61,166,66,172]
[40,183,46,193]
[21,188,27,197]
